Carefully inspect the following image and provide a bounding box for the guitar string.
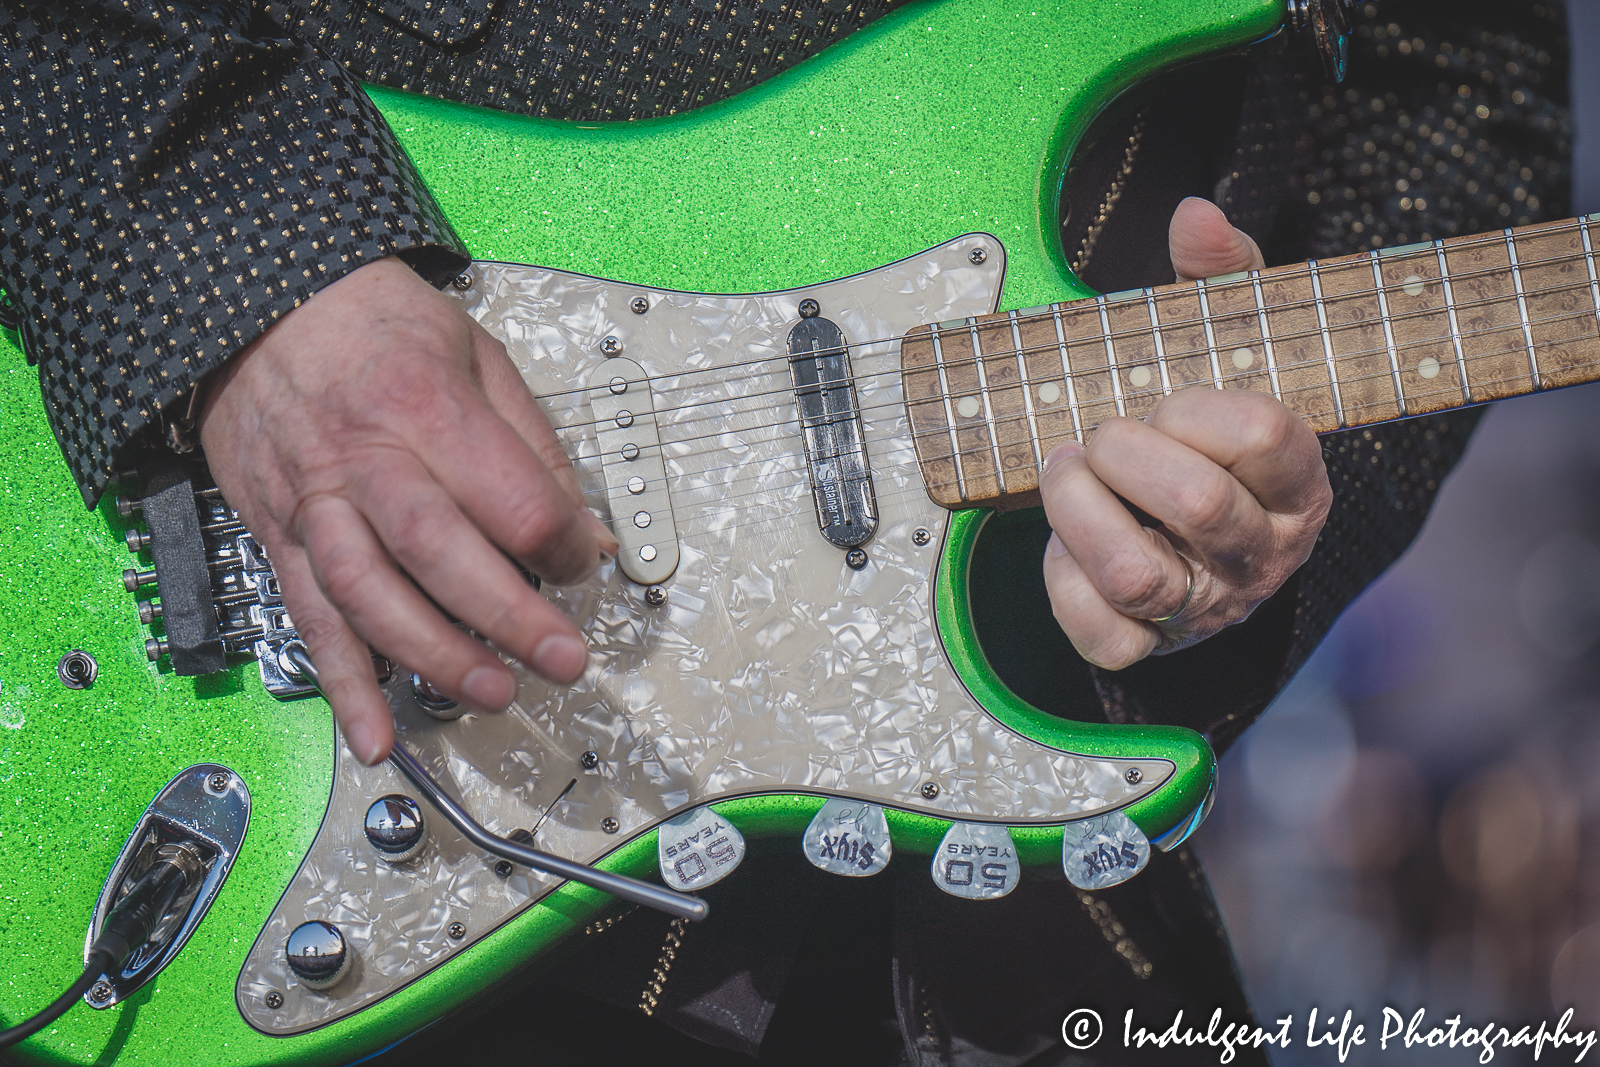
[551,301,1600,483]
[557,319,1600,532]
[537,255,1600,440]
[509,226,1600,416]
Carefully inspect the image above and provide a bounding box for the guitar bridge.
[118,461,314,699]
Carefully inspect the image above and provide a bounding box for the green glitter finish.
[1,0,1277,1061]
[931,508,1215,841]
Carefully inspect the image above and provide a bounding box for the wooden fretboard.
[901,215,1600,509]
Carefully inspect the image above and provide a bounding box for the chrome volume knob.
[410,673,462,720]
[285,921,350,990]
[363,794,427,862]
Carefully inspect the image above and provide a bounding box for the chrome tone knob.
[410,673,462,720]
[363,795,427,862]
[285,920,350,991]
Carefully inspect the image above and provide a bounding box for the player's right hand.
[200,256,617,765]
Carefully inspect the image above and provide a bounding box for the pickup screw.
[265,991,284,1009]
[912,527,931,546]
[137,599,162,624]
[798,299,820,318]
[609,376,628,395]
[208,771,231,793]
[969,248,988,265]
[845,548,868,570]
[580,750,599,770]
[57,650,98,689]
[89,981,112,1003]
[602,817,620,834]
[125,528,151,553]
[115,495,140,518]
[494,860,513,878]
[145,638,170,662]
[451,272,471,291]
[1125,767,1143,784]
[920,782,940,800]
[644,585,666,607]
[601,336,622,355]
[448,922,466,940]
[631,296,649,314]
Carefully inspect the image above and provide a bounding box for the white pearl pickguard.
[235,235,1175,1034]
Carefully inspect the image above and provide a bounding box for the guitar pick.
[1060,810,1150,891]
[657,805,746,892]
[801,798,892,876]
[930,821,1020,900]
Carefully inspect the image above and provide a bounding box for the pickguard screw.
[1125,767,1143,785]
[89,981,112,1003]
[580,750,599,769]
[912,527,931,546]
[601,335,622,355]
[207,771,231,793]
[602,817,620,834]
[630,296,649,314]
[798,298,820,318]
[494,860,513,878]
[644,585,666,607]
[845,548,868,570]
[448,922,466,940]
[920,782,940,800]
[969,248,988,265]
[451,272,471,291]
[57,650,98,689]
[264,991,284,1009]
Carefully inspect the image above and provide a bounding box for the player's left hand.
[1039,197,1333,668]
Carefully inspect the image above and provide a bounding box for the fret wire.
[1145,290,1173,395]
[1580,217,1600,333]
[1307,260,1347,427]
[1051,306,1085,443]
[1194,277,1224,389]
[1250,271,1283,400]
[1096,296,1128,417]
[1433,239,1472,404]
[928,323,970,503]
[967,319,1008,494]
[1008,310,1045,473]
[1504,228,1542,389]
[1369,250,1408,417]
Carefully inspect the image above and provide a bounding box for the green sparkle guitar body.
[0,1,1279,1063]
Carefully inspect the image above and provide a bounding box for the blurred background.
[1190,2,1600,1057]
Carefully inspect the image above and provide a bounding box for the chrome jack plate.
[83,764,250,1008]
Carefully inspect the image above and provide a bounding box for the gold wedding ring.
[1147,556,1195,625]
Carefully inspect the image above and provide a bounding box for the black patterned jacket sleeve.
[0,2,471,507]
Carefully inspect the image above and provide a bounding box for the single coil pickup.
[787,315,878,548]
[589,357,680,585]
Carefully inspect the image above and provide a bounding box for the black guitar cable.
[0,841,207,1050]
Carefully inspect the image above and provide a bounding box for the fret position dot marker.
[957,396,981,419]
[1231,347,1255,370]
[1038,382,1061,405]
[1128,366,1152,389]
[1416,356,1441,379]
[1402,274,1426,297]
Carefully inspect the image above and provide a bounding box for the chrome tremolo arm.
[282,643,708,923]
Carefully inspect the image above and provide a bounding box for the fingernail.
[534,634,589,684]
[463,665,517,710]
[581,509,620,558]
[1046,531,1069,558]
[347,721,381,766]
[1044,441,1083,471]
